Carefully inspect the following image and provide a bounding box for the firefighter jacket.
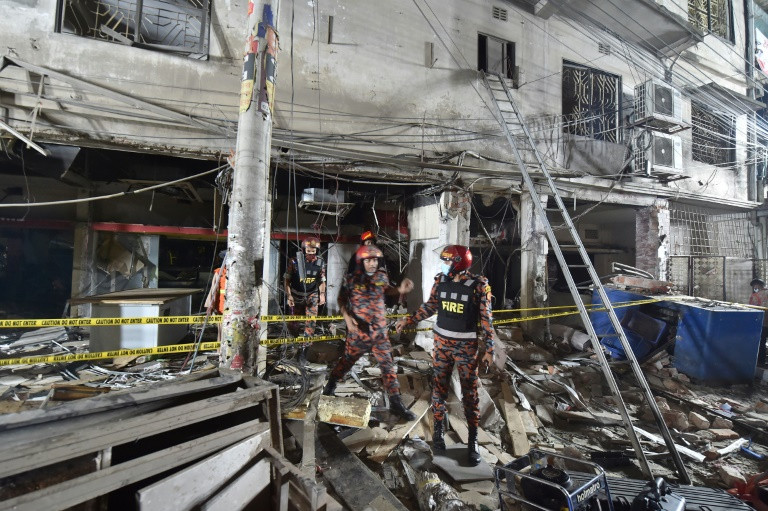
[404,272,494,353]
[285,256,326,296]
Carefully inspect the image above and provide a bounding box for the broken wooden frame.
[0,372,312,510]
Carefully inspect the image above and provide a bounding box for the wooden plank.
[136,429,271,510]
[301,389,321,476]
[1,421,269,511]
[0,384,274,479]
[485,443,514,465]
[500,383,531,456]
[521,410,540,436]
[200,458,271,511]
[264,446,327,511]
[317,424,408,511]
[0,372,239,432]
[342,427,388,454]
[368,391,430,463]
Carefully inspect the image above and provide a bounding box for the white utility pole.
[222,0,279,372]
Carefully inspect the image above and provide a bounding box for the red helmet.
[361,230,376,244]
[301,237,321,249]
[356,245,383,263]
[440,245,472,274]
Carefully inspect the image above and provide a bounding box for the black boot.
[323,377,337,396]
[468,425,481,466]
[389,394,417,421]
[432,418,446,452]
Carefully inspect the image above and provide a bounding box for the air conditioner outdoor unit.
[634,78,683,128]
[634,131,683,176]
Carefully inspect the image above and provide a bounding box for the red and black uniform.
[285,255,326,337]
[329,268,401,395]
[401,272,494,427]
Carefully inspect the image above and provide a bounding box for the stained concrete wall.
[0,0,758,207]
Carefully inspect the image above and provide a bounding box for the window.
[688,0,732,41]
[478,34,515,81]
[562,61,621,143]
[55,0,211,59]
[691,102,735,165]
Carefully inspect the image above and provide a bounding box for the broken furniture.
[0,371,326,511]
[70,288,201,352]
[592,288,764,383]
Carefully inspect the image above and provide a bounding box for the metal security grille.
[670,204,755,258]
[56,0,210,58]
[669,256,755,301]
[688,0,732,40]
[691,102,735,165]
[562,62,621,143]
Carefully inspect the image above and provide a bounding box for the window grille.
[691,102,735,166]
[562,61,621,143]
[56,0,210,59]
[670,204,755,258]
[688,0,732,41]
[492,6,508,21]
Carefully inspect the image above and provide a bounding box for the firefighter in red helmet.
[284,237,326,364]
[324,244,417,421]
[396,244,495,465]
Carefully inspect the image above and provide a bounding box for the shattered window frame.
[688,0,733,42]
[54,0,211,60]
[691,101,735,166]
[561,61,622,143]
[477,33,516,81]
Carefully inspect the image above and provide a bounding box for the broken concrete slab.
[711,428,740,441]
[431,445,494,483]
[457,489,497,509]
[458,480,495,494]
[689,411,710,430]
[718,464,747,487]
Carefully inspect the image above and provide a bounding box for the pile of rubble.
[1,321,767,510]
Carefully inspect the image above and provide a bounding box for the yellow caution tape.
[0,299,659,329]
[0,342,221,367]
[0,313,410,328]
[261,334,346,346]
[0,316,222,328]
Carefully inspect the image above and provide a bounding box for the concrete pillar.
[70,189,94,318]
[223,0,280,373]
[405,190,471,352]
[519,191,549,337]
[326,242,356,314]
[635,199,670,280]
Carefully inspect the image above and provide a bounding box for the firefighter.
[395,245,495,465]
[284,237,326,364]
[323,245,416,421]
[204,250,228,344]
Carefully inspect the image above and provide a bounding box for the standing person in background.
[346,230,378,274]
[284,237,326,364]
[749,278,768,368]
[396,245,495,466]
[324,245,416,421]
[204,250,228,344]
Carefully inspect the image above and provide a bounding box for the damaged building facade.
[1,0,767,328]
[2,0,768,509]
